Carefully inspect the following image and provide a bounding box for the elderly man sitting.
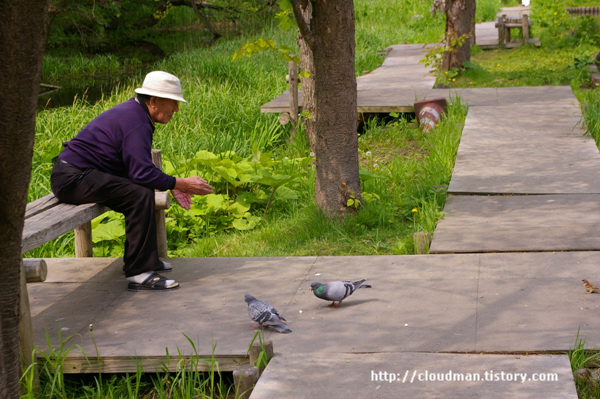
[51,71,212,291]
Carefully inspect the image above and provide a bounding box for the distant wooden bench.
[496,14,530,48]
[22,149,171,283]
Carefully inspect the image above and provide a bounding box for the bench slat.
[22,202,109,254]
[25,194,61,219]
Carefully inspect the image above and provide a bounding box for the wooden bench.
[22,149,171,282]
[496,14,530,48]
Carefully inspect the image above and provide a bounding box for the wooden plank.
[430,194,600,253]
[23,192,170,255]
[25,194,61,219]
[21,202,108,254]
[251,353,577,399]
[262,90,415,114]
[522,14,529,42]
[37,354,249,374]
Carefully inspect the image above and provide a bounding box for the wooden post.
[233,364,259,399]
[497,15,505,49]
[413,232,431,254]
[522,14,529,43]
[288,57,299,137]
[152,149,169,258]
[23,258,48,283]
[249,339,273,371]
[74,222,93,257]
[503,15,511,43]
[19,260,36,389]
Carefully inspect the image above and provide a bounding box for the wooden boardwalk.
[260,44,437,114]
[26,9,593,398]
[261,7,539,116]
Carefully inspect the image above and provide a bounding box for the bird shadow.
[316,298,379,309]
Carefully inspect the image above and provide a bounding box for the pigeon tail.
[271,324,292,334]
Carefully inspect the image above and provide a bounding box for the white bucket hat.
[135,71,187,103]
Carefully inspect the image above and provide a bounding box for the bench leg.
[74,221,93,257]
[151,149,169,259]
[19,259,38,391]
[156,209,168,258]
[497,16,505,49]
[522,15,529,43]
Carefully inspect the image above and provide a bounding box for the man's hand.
[172,177,213,210]
[171,189,193,210]
[174,176,213,195]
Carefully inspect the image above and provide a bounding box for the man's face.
[149,97,179,124]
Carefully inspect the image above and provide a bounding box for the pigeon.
[582,279,600,294]
[310,279,372,308]
[244,294,292,334]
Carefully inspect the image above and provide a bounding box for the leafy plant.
[91,211,125,257]
[161,149,313,251]
[420,33,470,83]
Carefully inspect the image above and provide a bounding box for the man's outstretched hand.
[171,189,193,210]
[172,177,213,210]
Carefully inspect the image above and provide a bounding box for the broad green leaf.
[274,186,298,201]
[359,168,381,182]
[232,215,261,231]
[229,201,251,217]
[204,194,226,211]
[92,219,124,243]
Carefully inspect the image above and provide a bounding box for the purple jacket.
[59,98,176,191]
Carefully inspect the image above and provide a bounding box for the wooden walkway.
[261,7,539,115]
[26,9,594,399]
[260,44,437,114]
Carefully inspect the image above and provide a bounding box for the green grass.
[570,330,600,399]
[21,330,238,399]
[180,100,465,257]
[453,44,597,88]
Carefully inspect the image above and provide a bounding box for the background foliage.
[29,0,600,260]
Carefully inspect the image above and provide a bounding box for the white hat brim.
[135,87,187,103]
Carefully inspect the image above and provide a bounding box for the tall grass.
[21,331,235,399]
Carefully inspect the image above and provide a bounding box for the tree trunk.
[297,2,316,153]
[442,0,475,71]
[0,1,48,397]
[294,0,361,217]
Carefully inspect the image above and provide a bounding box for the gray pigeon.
[310,279,372,308]
[244,294,292,334]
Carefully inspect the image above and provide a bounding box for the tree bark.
[442,0,475,71]
[295,0,360,216]
[0,0,48,397]
[297,2,315,152]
